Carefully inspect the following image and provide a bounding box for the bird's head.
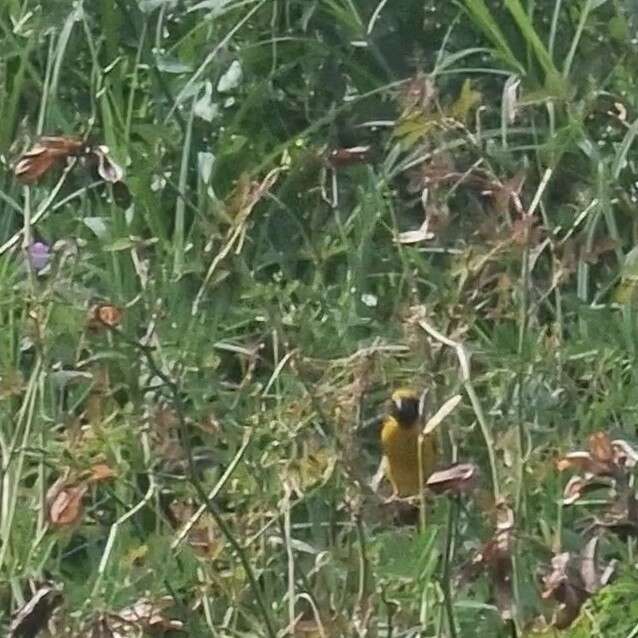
[390,387,424,427]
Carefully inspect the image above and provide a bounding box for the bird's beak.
[392,397,402,412]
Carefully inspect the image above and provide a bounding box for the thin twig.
[171,432,251,550]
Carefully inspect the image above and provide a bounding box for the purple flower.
[27,241,51,272]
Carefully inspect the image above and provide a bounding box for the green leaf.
[104,238,138,252]
[504,0,559,78]
[377,528,439,580]
[608,15,629,41]
[460,0,525,73]
[83,217,110,239]
[614,245,638,303]
[449,79,481,122]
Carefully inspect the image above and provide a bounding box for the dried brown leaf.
[541,542,616,631]
[14,147,58,184]
[93,145,124,183]
[579,537,602,594]
[562,475,614,505]
[562,475,586,505]
[110,596,184,634]
[86,463,117,483]
[9,583,62,638]
[14,136,85,184]
[462,501,514,621]
[426,463,478,495]
[47,480,87,528]
[556,451,614,476]
[612,438,638,468]
[495,500,514,532]
[87,303,123,331]
[588,431,614,464]
[542,553,571,600]
[37,136,85,154]
[590,492,638,539]
[325,146,372,168]
[502,76,521,125]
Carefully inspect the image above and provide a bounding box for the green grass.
[1,1,638,636]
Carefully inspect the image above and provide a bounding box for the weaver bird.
[380,388,437,497]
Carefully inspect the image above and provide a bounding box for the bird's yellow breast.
[381,416,437,497]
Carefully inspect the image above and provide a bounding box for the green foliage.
[1,0,638,636]
[529,572,638,637]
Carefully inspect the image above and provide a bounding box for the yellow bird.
[380,388,437,497]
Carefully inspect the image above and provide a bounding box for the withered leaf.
[459,501,514,621]
[110,596,184,633]
[93,145,124,183]
[556,451,615,477]
[502,76,521,125]
[541,540,617,631]
[14,136,85,184]
[9,584,62,638]
[541,552,575,600]
[590,491,638,540]
[580,537,602,594]
[325,145,372,169]
[47,479,87,527]
[541,554,587,629]
[612,438,638,468]
[558,433,636,480]
[14,147,58,184]
[87,303,123,331]
[588,431,614,464]
[426,463,478,495]
[396,220,434,244]
[86,463,117,483]
[562,475,614,505]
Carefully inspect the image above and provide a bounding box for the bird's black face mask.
[391,396,420,427]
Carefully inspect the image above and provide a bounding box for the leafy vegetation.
[1,0,638,636]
